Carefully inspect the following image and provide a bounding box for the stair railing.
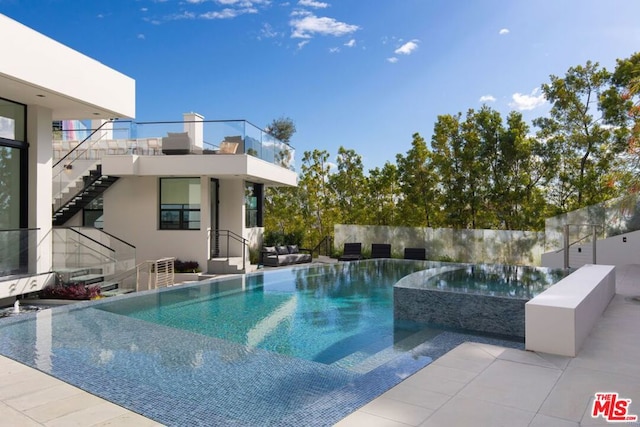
[310,235,333,258]
[52,227,135,280]
[558,224,604,269]
[52,227,117,273]
[210,229,248,272]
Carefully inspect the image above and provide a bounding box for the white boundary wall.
[542,229,640,268]
[335,224,546,265]
[525,264,615,357]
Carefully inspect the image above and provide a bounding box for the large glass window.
[0,97,27,276]
[160,178,201,230]
[0,98,26,142]
[245,182,263,228]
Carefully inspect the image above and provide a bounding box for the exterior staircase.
[207,257,256,274]
[55,266,126,295]
[53,164,118,226]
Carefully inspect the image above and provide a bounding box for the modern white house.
[0,14,297,302]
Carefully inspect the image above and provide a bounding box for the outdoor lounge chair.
[338,243,362,261]
[404,247,426,260]
[371,243,391,259]
[216,141,239,154]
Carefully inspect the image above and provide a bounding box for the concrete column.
[27,105,53,273]
[183,112,204,150]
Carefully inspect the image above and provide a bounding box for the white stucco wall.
[541,229,640,268]
[0,14,135,119]
[27,106,53,274]
[103,176,251,272]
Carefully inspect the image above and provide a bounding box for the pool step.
[332,327,442,374]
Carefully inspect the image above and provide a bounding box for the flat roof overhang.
[0,14,135,120]
[101,154,298,187]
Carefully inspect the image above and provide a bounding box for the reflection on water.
[426,264,570,298]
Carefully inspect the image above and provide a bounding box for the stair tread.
[70,273,104,281]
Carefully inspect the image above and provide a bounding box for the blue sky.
[2,0,640,170]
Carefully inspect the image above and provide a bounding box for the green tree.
[396,133,440,227]
[266,116,296,143]
[367,162,399,225]
[329,147,369,224]
[534,61,621,211]
[264,116,303,238]
[298,149,337,248]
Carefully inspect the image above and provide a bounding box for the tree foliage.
[263,53,640,250]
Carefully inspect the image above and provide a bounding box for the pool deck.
[1,264,639,426]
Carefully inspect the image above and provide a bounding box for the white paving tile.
[5,383,84,411]
[528,413,579,427]
[43,401,128,427]
[418,395,535,427]
[360,396,433,426]
[0,401,44,427]
[457,359,562,412]
[24,392,111,423]
[334,410,413,427]
[380,382,451,410]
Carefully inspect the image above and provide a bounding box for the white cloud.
[329,47,340,53]
[141,7,148,12]
[394,39,419,55]
[387,57,398,63]
[137,34,146,40]
[259,23,279,39]
[509,88,546,111]
[290,13,359,38]
[200,7,257,19]
[499,28,509,35]
[344,39,356,48]
[298,0,328,8]
[479,95,496,103]
[168,11,196,20]
[297,40,310,49]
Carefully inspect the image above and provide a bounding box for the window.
[159,178,201,230]
[0,97,26,230]
[83,196,103,229]
[245,182,263,227]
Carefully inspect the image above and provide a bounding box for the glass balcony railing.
[52,227,136,277]
[52,119,296,172]
[0,228,39,278]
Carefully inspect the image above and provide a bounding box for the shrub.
[264,230,304,247]
[40,283,101,300]
[174,259,200,273]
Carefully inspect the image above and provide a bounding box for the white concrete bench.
[525,264,615,356]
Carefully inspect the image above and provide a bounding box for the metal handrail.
[53,119,115,168]
[310,235,333,258]
[216,229,248,272]
[59,227,115,253]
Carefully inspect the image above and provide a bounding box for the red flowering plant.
[39,283,101,300]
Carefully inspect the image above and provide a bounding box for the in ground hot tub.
[393,264,570,339]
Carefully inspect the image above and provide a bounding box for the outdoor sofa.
[262,245,312,267]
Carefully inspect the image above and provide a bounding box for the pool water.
[424,264,570,298]
[0,260,525,426]
[97,260,442,369]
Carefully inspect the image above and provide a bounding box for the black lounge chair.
[404,247,426,260]
[339,243,362,261]
[371,243,391,259]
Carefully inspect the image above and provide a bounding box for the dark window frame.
[159,178,201,230]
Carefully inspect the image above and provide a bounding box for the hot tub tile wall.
[394,287,527,338]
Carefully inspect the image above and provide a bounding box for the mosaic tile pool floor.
[0,261,526,425]
[0,305,522,426]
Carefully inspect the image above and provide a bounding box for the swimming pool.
[0,260,524,426]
